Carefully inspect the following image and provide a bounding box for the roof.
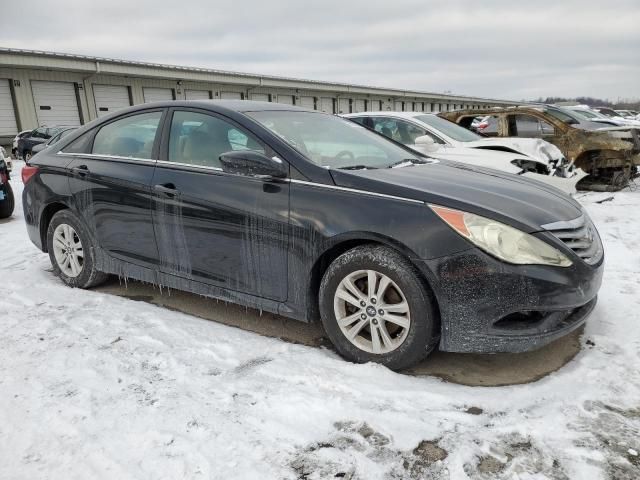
[0,47,518,105]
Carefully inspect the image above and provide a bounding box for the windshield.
[545,108,580,124]
[570,109,610,121]
[247,111,419,169]
[415,114,482,142]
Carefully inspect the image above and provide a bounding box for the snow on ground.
[0,163,639,480]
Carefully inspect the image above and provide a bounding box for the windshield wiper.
[337,165,376,170]
[387,158,431,169]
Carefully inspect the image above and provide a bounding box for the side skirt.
[93,248,308,322]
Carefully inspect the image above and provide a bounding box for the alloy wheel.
[333,269,411,354]
[52,223,84,278]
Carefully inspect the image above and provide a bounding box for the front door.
[66,109,164,268]
[151,109,290,301]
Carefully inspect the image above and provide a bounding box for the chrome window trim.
[289,179,425,204]
[56,151,156,164]
[56,152,424,203]
[155,159,223,172]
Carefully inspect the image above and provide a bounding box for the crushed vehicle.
[22,100,604,370]
[344,111,586,194]
[441,106,640,191]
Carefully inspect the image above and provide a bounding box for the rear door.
[151,108,290,301]
[63,109,165,267]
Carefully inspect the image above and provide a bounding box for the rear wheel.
[0,183,14,218]
[319,245,438,370]
[47,210,107,288]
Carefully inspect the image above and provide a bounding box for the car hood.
[462,138,564,164]
[330,161,583,233]
[412,144,526,173]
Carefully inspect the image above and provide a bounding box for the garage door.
[185,89,211,100]
[31,81,81,126]
[277,95,294,105]
[250,93,270,102]
[320,97,334,114]
[337,99,350,114]
[353,99,366,113]
[93,85,131,118]
[143,87,174,103]
[220,91,243,100]
[299,96,315,109]
[0,79,18,136]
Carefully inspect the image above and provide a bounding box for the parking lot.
[1,163,639,479]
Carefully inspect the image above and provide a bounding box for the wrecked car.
[22,101,603,370]
[441,106,640,191]
[344,111,586,194]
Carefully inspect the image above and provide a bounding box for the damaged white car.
[344,112,586,194]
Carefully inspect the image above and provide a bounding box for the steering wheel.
[335,150,355,160]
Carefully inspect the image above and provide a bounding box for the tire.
[0,183,14,218]
[24,151,32,163]
[46,209,108,288]
[319,244,438,370]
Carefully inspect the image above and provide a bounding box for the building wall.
[0,62,512,146]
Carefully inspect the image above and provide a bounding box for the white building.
[0,48,517,144]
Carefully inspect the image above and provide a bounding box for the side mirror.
[219,150,288,179]
[414,135,440,152]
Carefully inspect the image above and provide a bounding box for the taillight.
[477,123,488,130]
[0,171,7,184]
[22,165,39,184]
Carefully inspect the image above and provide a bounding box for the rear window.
[92,112,163,159]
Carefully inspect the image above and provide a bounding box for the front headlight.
[430,205,572,267]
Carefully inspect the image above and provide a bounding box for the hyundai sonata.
[22,101,604,369]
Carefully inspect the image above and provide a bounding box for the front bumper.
[416,247,603,353]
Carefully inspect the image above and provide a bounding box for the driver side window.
[168,111,265,168]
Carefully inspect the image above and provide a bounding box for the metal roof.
[0,47,517,104]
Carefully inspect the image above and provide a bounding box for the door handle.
[154,183,178,197]
[71,164,89,176]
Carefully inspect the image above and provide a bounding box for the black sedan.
[18,125,76,162]
[21,101,604,369]
[30,127,78,157]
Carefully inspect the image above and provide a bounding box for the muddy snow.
[1,163,639,479]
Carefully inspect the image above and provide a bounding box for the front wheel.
[319,245,438,370]
[47,210,108,288]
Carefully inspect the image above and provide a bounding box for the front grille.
[542,215,603,265]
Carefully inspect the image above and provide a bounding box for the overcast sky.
[1,0,638,101]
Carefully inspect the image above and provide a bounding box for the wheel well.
[574,149,625,173]
[40,202,68,252]
[308,240,441,332]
